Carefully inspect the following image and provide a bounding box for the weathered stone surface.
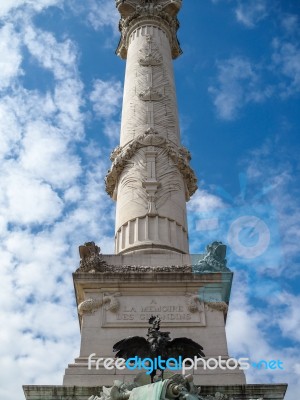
[23,384,287,400]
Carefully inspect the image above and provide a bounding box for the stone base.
[65,252,246,386]
[23,384,287,400]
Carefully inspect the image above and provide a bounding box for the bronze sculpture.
[113,316,205,382]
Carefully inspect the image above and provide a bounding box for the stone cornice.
[115,0,182,59]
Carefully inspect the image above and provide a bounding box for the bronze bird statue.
[113,315,205,382]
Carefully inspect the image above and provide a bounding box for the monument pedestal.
[62,252,245,386]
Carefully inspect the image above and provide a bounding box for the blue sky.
[0,0,299,399]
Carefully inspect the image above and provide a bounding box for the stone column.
[106,0,197,255]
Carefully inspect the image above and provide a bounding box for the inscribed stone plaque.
[102,294,206,327]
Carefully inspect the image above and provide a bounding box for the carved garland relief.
[106,133,197,203]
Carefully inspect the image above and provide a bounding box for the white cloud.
[209,56,272,120]
[1,168,63,225]
[90,79,122,144]
[281,14,299,35]
[235,0,268,28]
[188,188,226,213]
[208,11,300,117]
[226,276,300,399]
[0,98,22,159]
[53,78,85,137]
[276,293,300,343]
[103,119,121,143]
[0,23,22,90]
[0,0,61,18]
[19,122,81,188]
[90,79,122,118]
[86,0,119,33]
[272,38,300,97]
[23,25,78,80]
[242,140,300,277]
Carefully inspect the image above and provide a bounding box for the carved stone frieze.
[145,126,159,135]
[78,293,121,315]
[139,53,162,66]
[139,86,164,101]
[204,301,229,314]
[101,264,193,273]
[139,34,162,66]
[105,133,197,200]
[137,132,165,146]
[116,0,182,59]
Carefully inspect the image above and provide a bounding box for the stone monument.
[23,1,287,399]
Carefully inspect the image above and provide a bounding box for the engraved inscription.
[102,295,206,327]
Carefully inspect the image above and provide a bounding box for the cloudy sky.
[0,0,299,399]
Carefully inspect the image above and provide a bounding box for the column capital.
[115,0,182,59]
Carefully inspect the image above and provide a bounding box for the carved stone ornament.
[139,52,162,66]
[193,241,231,273]
[105,133,197,200]
[78,293,121,315]
[87,373,264,400]
[185,293,204,313]
[139,34,162,65]
[115,0,182,59]
[76,242,108,273]
[139,86,163,101]
[204,301,229,314]
[145,126,159,135]
[185,293,228,315]
[102,264,193,273]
